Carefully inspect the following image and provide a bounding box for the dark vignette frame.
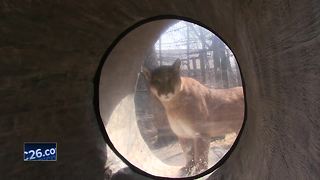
[93,15,248,180]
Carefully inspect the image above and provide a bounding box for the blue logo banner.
[24,142,57,161]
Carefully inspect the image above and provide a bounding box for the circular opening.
[96,16,246,179]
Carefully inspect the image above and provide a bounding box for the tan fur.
[160,77,244,175]
[142,60,244,175]
[162,77,244,139]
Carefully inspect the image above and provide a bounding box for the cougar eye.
[152,79,161,84]
[152,80,160,84]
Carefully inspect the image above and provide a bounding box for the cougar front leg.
[178,137,195,175]
[194,134,210,173]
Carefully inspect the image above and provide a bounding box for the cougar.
[142,59,244,175]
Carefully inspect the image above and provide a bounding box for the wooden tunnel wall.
[1,0,319,179]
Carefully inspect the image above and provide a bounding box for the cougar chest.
[167,115,197,138]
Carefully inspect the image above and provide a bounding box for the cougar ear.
[141,66,151,81]
[173,58,181,72]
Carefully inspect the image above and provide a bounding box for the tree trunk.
[200,53,206,83]
[220,47,229,88]
[213,51,221,87]
[186,24,191,76]
[192,58,197,78]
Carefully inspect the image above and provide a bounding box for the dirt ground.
[106,133,237,178]
[152,133,237,167]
